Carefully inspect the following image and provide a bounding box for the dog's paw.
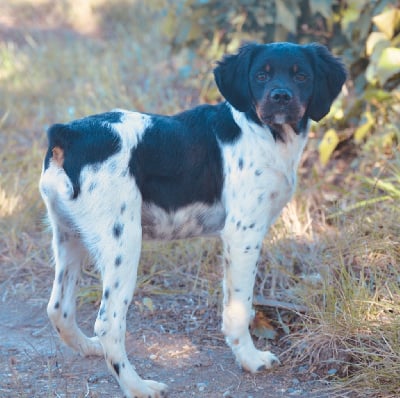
[239,349,280,373]
[128,380,168,398]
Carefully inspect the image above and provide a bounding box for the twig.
[253,295,308,313]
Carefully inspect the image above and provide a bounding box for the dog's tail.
[40,113,123,199]
[44,123,69,167]
[39,124,75,203]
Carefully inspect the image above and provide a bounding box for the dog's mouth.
[256,102,306,128]
[264,113,291,125]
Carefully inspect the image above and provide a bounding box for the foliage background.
[163,0,400,164]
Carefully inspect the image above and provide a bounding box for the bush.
[163,0,400,163]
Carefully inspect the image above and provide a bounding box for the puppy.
[39,42,346,398]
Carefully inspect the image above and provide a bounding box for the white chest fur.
[221,108,308,230]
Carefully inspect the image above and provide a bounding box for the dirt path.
[0,292,335,398]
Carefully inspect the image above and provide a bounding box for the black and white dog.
[39,42,346,398]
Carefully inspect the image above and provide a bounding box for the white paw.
[240,349,280,373]
[227,334,280,373]
[129,380,168,398]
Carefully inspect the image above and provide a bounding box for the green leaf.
[341,7,359,34]
[363,88,393,102]
[373,9,400,39]
[366,32,390,56]
[376,47,400,86]
[347,0,370,11]
[309,0,333,19]
[354,111,374,143]
[319,128,339,166]
[275,0,299,34]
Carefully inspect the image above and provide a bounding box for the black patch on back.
[129,103,240,211]
[44,112,123,198]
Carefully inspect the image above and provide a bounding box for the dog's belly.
[141,201,226,240]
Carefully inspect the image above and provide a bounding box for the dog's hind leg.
[46,225,103,356]
[89,199,167,398]
[40,165,103,357]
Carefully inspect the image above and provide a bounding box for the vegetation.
[0,1,399,396]
[163,0,400,163]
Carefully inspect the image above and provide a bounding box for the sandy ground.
[0,288,338,398]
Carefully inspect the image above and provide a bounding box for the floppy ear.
[213,43,260,112]
[305,43,347,122]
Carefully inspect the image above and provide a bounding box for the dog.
[39,42,346,398]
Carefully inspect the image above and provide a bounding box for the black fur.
[214,42,347,131]
[304,44,348,121]
[129,103,238,211]
[44,112,123,198]
[213,43,261,113]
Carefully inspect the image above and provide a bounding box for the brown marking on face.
[265,64,271,72]
[293,64,298,73]
[299,104,306,118]
[52,146,64,167]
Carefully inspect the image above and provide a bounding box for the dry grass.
[1,1,399,396]
[0,0,196,293]
[277,169,400,397]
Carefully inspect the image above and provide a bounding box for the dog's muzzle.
[256,88,305,127]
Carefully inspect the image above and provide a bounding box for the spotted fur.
[39,42,346,398]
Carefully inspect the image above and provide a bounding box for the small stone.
[298,365,308,373]
[287,387,303,395]
[197,382,207,392]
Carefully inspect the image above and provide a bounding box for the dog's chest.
[221,122,307,220]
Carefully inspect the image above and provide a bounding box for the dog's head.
[214,42,347,133]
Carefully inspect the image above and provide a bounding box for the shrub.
[163,0,400,162]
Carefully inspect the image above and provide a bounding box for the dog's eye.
[256,71,270,82]
[294,73,307,82]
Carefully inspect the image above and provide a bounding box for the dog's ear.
[305,43,347,122]
[213,43,260,112]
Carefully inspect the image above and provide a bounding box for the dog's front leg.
[221,217,279,372]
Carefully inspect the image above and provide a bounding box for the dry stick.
[253,295,309,313]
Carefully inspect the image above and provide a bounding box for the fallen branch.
[253,295,309,313]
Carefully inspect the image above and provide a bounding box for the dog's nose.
[270,88,292,105]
